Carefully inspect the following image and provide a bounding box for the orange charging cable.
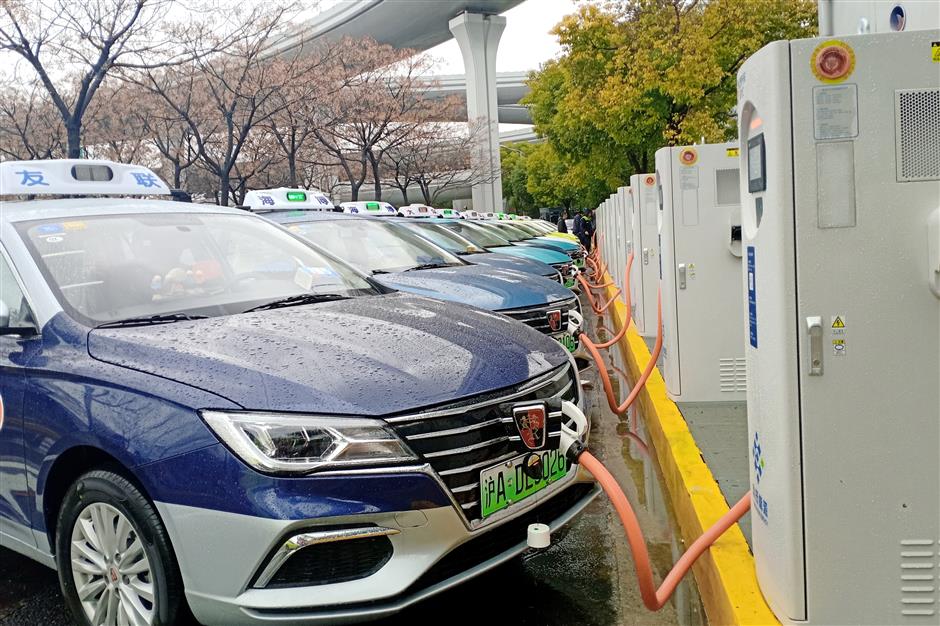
[578,451,751,611]
[580,286,662,416]
[570,257,750,612]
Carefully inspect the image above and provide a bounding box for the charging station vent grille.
[899,539,938,618]
[895,89,940,182]
[719,357,747,392]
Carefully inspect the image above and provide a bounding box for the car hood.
[530,237,579,252]
[87,293,568,415]
[373,264,571,311]
[488,245,570,266]
[462,252,555,277]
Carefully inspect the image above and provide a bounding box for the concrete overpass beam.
[448,11,505,212]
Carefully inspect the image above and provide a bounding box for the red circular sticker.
[644,175,655,186]
[811,40,855,83]
[679,148,698,166]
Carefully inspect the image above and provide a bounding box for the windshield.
[282,218,463,274]
[395,221,480,255]
[441,221,512,248]
[18,213,377,326]
[485,222,532,242]
[508,222,544,237]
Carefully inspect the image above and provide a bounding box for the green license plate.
[555,332,578,353]
[479,450,569,517]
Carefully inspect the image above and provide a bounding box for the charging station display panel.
[740,29,940,625]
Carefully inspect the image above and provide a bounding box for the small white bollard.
[527,523,551,549]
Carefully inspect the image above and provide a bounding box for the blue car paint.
[435,220,573,266]
[88,293,565,415]
[453,251,557,277]
[1,200,571,549]
[485,245,570,266]
[386,219,558,278]
[136,444,452,519]
[265,212,574,313]
[372,265,569,310]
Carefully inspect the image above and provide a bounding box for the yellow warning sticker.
[831,316,845,329]
[726,147,740,158]
[811,40,856,84]
[932,42,940,63]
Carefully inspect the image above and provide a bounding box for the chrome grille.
[501,298,578,335]
[388,364,580,524]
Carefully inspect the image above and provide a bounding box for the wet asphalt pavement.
[0,300,703,626]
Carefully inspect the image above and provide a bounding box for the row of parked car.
[0,160,597,626]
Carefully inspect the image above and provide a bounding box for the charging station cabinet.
[629,173,660,338]
[657,143,746,403]
[615,186,632,294]
[738,29,939,624]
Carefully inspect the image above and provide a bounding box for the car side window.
[0,253,35,329]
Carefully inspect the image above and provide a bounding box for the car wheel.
[55,469,182,626]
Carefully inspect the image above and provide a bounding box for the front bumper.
[156,475,599,625]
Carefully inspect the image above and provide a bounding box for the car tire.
[55,469,183,626]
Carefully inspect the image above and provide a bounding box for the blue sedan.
[0,160,596,626]
[264,212,582,346]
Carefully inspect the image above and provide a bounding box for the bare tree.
[136,5,307,204]
[0,0,227,158]
[0,82,66,159]
[387,120,498,206]
[302,38,446,201]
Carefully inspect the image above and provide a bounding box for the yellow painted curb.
[600,277,778,626]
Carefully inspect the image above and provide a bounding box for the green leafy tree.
[501,143,538,214]
[524,0,816,188]
[524,142,609,211]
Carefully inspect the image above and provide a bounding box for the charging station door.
[628,178,647,334]
[658,143,745,403]
[630,174,660,338]
[739,39,807,623]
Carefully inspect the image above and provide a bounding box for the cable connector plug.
[567,309,584,338]
[558,399,588,464]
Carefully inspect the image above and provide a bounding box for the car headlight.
[201,411,417,474]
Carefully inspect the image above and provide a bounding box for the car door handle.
[678,264,687,289]
[806,316,823,376]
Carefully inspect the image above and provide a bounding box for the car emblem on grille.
[546,309,562,332]
[512,403,547,450]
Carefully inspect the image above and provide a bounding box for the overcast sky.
[317,0,578,74]
[429,0,578,73]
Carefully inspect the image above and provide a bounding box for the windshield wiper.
[404,262,454,272]
[371,269,392,275]
[243,293,349,313]
[95,313,209,329]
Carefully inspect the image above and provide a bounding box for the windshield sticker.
[294,266,340,291]
[63,221,87,231]
[44,236,64,243]
[37,223,65,235]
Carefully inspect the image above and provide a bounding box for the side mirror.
[0,300,9,328]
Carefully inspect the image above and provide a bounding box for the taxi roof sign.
[0,159,171,196]
[243,187,334,211]
[340,201,397,216]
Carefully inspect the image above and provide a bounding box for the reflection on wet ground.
[0,299,704,626]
